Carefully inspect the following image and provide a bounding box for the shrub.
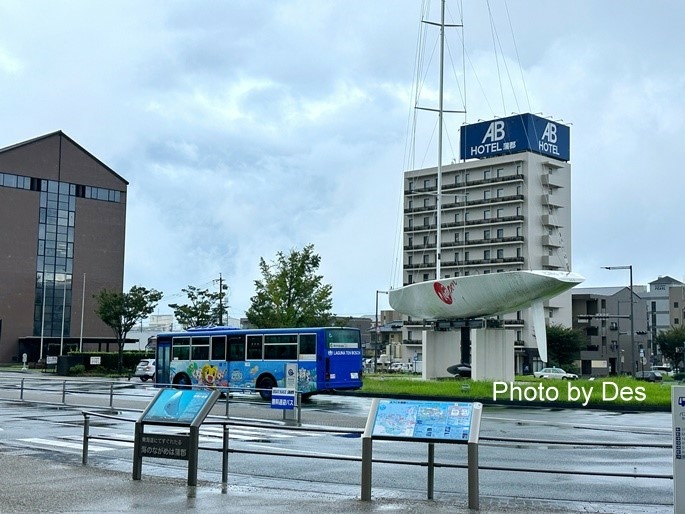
[68,364,86,376]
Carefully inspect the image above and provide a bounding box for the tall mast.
[417,0,464,282]
[435,0,446,279]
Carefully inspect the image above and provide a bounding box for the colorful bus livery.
[154,326,363,400]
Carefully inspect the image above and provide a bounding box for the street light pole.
[602,265,635,374]
[375,290,388,373]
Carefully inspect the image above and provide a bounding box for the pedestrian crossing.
[16,424,322,454]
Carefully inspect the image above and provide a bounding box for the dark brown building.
[0,131,127,363]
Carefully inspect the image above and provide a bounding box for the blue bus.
[154,326,363,399]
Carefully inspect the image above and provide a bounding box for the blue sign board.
[460,113,570,161]
[271,387,296,410]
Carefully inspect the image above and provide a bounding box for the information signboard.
[271,387,296,410]
[139,433,190,460]
[369,399,478,442]
[673,385,685,513]
[140,389,219,426]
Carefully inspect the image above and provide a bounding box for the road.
[0,372,674,510]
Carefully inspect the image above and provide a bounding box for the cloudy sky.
[1,1,683,320]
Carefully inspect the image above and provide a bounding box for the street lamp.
[602,265,635,374]
[375,290,389,372]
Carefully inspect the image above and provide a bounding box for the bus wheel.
[257,376,276,401]
[173,373,192,389]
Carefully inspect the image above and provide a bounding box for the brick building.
[0,131,127,363]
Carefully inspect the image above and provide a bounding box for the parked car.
[651,365,673,377]
[389,362,411,373]
[446,363,472,378]
[634,370,662,382]
[134,358,156,381]
[533,367,578,380]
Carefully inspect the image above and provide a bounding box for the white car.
[533,367,578,380]
[389,362,411,373]
[134,358,156,381]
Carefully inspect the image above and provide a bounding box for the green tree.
[246,244,333,328]
[169,285,227,328]
[656,325,685,368]
[546,323,583,369]
[95,285,163,373]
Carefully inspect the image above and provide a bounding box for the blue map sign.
[371,399,474,441]
[460,113,570,161]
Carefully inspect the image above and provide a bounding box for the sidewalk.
[0,452,668,514]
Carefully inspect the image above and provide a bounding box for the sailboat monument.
[387,1,583,379]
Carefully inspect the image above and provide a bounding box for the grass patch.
[361,374,678,409]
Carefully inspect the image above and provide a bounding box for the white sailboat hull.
[388,270,584,320]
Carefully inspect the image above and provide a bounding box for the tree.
[95,285,163,373]
[656,325,685,368]
[246,244,333,328]
[169,285,226,329]
[546,323,583,369]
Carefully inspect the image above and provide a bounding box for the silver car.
[134,359,156,381]
[533,367,578,380]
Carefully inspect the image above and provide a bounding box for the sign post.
[361,398,482,506]
[673,385,685,513]
[133,388,220,486]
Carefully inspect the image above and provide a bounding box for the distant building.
[572,286,649,376]
[644,276,684,346]
[0,132,127,363]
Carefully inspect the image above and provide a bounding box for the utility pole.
[216,273,228,326]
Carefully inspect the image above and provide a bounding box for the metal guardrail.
[0,376,302,420]
[79,408,674,487]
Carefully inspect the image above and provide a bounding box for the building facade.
[644,276,684,349]
[0,132,127,363]
[401,148,572,372]
[572,286,649,376]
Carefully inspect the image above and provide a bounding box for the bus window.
[172,341,190,361]
[211,336,226,360]
[192,344,209,360]
[299,333,316,356]
[264,344,297,359]
[247,335,263,360]
[228,334,245,361]
[191,336,209,360]
[264,334,297,360]
[172,336,190,360]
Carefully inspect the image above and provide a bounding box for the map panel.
[371,399,474,441]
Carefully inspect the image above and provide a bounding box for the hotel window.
[484,170,491,180]
[484,190,491,200]
[483,209,490,220]
[484,249,490,260]
[497,228,504,238]
[496,208,504,218]
[497,249,504,259]
[496,188,504,198]
[484,229,490,239]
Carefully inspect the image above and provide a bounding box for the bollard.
[221,425,229,490]
[82,414,90,465]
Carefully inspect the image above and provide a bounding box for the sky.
[1,1,684,320]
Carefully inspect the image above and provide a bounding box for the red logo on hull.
[434,280,457,305]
